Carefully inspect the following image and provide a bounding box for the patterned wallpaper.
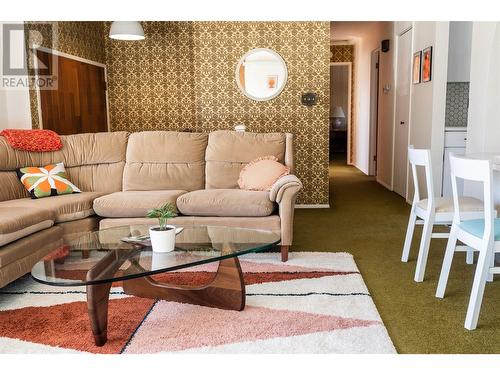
[22,21,330,205]
[330,45,355,163]
[445,82,469,127]
[24,21,105,63]
[104,21,330,204]
[104,22,197,131]
[24,22,105,129]
[330,45,354,62]
[191,22,330,205]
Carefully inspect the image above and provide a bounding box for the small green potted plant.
[146,202,178,252]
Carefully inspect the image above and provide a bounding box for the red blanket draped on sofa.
[0,129,63,152]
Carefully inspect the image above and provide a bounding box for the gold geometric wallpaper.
[23,21,330,205]
[330,45,355,164]
[330,44,354,63]
[103,22,197,132]
[191,22,330,205]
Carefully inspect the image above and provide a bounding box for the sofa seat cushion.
[99,216,281,232]
[177,189,275,217]
[0,192,104,223]
[93,190,187,218]
[0,206,55,246]
[0,226,62,276]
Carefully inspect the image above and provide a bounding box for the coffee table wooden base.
[87,282,112,346]
[86,256,245,346]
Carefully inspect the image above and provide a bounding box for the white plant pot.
[149,225,176,253]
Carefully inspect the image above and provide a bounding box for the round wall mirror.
[235,48,288,101]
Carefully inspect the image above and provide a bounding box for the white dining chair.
[401,146,484,282]
[436,154,499,330]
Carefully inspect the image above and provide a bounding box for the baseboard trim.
[295,204,330,209]
[376,177,392,191]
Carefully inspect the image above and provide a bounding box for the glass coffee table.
[31,224,280,346]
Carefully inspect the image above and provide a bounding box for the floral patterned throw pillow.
[16,162,81,199]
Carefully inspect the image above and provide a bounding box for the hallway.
[293,161,500,353]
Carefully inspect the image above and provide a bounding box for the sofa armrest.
[269,175,302,251]
[269,174,303,203]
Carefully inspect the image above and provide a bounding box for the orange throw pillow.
[0,129,62,152]
[238,156,290,191]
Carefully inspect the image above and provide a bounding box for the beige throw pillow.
[238,156,290,191]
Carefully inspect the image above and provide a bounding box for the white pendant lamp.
[109,21,145,40]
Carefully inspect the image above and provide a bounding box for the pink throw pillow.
[238,156,290,191]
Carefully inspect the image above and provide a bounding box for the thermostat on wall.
[301,92,317,106]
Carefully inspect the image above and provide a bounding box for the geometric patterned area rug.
[0,252,396,354]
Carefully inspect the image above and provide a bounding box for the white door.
[393,29,412,198]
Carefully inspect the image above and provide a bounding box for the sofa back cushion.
[0,132,128,202]
[123,131,208,192]
[205,131,288,189]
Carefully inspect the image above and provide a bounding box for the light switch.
[301,92,317,106]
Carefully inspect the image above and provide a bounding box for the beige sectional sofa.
[0,130,302,288]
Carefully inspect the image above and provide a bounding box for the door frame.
[391,26,414,200]
[329,61,353,165]
[368,48,380,176]
[33,46,110,132]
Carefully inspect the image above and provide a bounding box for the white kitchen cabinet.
[442,147,466,197]
[444,130,468,148]
[442,130,467,197]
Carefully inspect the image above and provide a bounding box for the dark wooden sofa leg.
[281,245,289,262]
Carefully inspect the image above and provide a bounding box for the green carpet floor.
[292,158,500,353]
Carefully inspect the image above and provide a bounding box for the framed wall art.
[412,51,422,84]
[422,46,432,83]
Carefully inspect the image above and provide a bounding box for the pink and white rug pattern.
[0,252,395,353]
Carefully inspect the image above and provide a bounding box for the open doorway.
[329,62,352,164]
